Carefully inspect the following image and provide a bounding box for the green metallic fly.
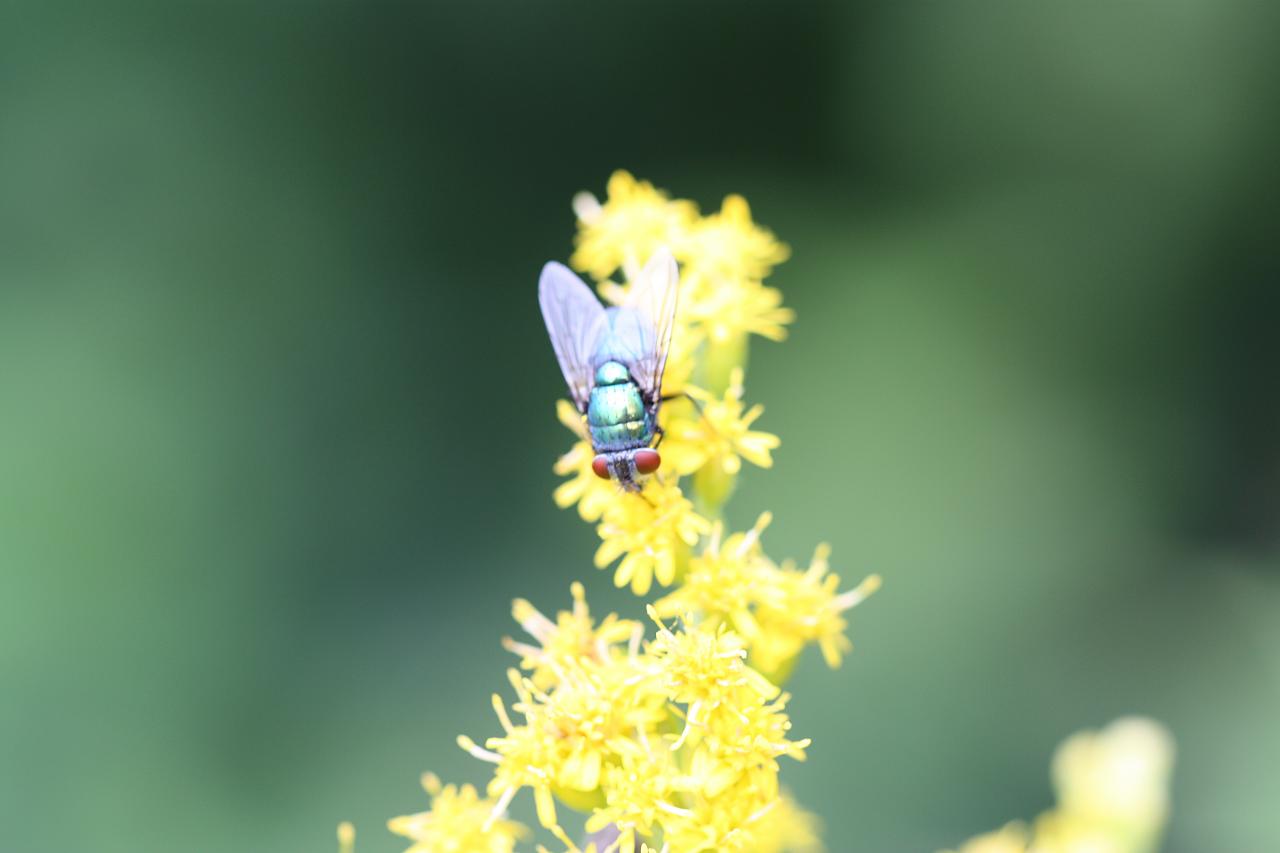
[539,248,679,492]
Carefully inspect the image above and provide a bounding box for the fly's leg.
[659,392,717,435]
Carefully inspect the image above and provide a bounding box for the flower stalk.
[703,329,748,398]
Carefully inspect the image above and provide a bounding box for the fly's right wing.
[539,261,607,412]
[615,247,679,404]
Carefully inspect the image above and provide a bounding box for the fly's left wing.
[609,248,679,404]
[539,261,607,411]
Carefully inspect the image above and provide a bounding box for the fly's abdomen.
[587,369,654,452]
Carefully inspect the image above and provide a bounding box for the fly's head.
[592,448,661,491]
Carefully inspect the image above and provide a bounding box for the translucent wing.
[539,261,607,411]
[613,247,679,403]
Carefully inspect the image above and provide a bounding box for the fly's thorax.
[593,360,630,387]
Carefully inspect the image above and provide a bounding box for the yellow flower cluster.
[387,772,528,853]
[453,588,819,853]
[944,717,1176,853]
[381,174,872,852]
[571,171,792,351]
[653,513,881,683]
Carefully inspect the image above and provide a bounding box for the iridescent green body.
[587,360,657,453]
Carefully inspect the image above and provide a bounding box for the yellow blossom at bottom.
[1050,717,1174,846]
[942,718,1175,853]
[659,777,810,853]
[448,586,817,853]
[388,772,527,853]
[746,791,824,853]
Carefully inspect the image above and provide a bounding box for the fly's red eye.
[634,449,661,475]
[591,455,612,480]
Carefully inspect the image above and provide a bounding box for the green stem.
[692,331,748,517]
[693,464,736,519]
[703,331,748,397]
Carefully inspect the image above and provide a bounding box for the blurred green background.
[2,2,1277,852]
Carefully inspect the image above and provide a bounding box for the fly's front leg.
[660,391,714,433]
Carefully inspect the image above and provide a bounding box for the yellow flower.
[580,180,792,361]
[456,580,818,852]
[1049,717,1174,850]
[646,608,780,749]
[571,171,697,282]
[457,584,816,848]
[661,776,806,853]
[702,687,810,776]
[503,581,640,690]
[1028,814,1123,853]
[586,738,690,849]
[664,368,779,476]
[652,513,772,638]
[387,772,527,853]
[594,479,709,595]
[940,718,1175,853]
[680,193,790,283]
[532,666,661,795]
[652,515,878,683]
[685,276,794,344]
[459,716,561,832]
[467,646,668,830]
[748,791,824,853]
[752,544,881,675]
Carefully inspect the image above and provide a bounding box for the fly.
[539,248,679,492]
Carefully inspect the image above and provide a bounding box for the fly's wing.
[614,247,679,404]
[539,261,607,411]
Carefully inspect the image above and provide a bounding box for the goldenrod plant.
[339,173,1173,853]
